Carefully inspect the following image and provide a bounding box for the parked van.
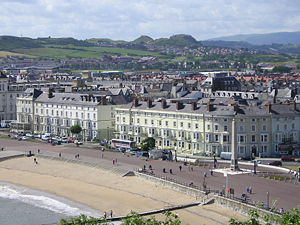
[220,152,232,160]
[41,133,51,141]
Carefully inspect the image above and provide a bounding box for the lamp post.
[253,160,257,174]
[267,191,270,210]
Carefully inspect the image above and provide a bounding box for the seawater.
[0,182,109,225]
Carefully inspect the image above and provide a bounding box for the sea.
[0,182,119,225]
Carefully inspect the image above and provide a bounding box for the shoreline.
[0,157,246,224]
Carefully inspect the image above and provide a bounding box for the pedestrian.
[143,165,146,170]
[179,165,182,171]
[163,168,166,173]
[59,152,61,157]
[170,169,173,174]
[204,172,207,177]
[191,166,193,171]
[77,154,80,159]
[34,158,37,164]
[149,165,152,170]
[110,210,113,218]
[1,148,3,151]
[103,212,107,218]
[249,187,252,194]
[38,149,40,154]
[113,160,115,165]
[210,170,213,176]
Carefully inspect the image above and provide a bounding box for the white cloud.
[0,0,299,40]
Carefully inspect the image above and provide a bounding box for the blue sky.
[0,0,300,41]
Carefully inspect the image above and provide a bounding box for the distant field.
[0,51,33,57]
[14,45,163,59]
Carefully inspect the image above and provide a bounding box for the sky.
[1,0,300,41]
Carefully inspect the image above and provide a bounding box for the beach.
[0,157,246,225]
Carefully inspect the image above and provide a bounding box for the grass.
[264,174,294,181]
[0,51,33,58]
[14,45,164,59]
[0,135,10,139]
[284,166,300,172]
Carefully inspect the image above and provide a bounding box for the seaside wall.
[135,172,279,219]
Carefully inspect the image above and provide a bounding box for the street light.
[267,191,270,210]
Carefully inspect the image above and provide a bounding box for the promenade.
[1,138,300,211]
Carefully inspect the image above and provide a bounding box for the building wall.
[114,104,300,158]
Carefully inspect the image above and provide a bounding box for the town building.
[114,99,300,158]
[12,88,129,140]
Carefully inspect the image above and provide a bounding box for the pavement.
[1,137,300,211]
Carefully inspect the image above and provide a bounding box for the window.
[151,120,154,125]
[251,125,256,132]
[159,120,162,126]
[215,134,219,142]
[251,135,256,142]
[123,117,126,123]
[224,125,228,131]
[239,126,244,132]
[144,119,147,125]
[223,135,228,142]
[195,123,199,129]
[238,135,245,143]
[224,118,227,122]
[137,118,140,123]
[207,124,210,130]
[173,121,176,127]
[261,134,268,142]
[215,125,218,131]
[292,123,295,129]
[252,118,256,122]
[262,125,266,131]
[165,121,168,126]
[188,123,191,129]
[180,122,184,127]
[276,124,280,131]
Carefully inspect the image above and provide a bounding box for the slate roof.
[117,100,300,117]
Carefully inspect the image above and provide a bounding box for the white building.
[12,88,129,141]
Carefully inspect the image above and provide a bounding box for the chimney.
[191,102,197,110]
[207,102,213,112]
[147,99,153,108]
[161,99,167,109]
[176,102,184,110]
[48,88,54,98]
[264,103,271,113]
[134,98,139,107]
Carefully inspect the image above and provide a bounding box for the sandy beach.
[0,157,246,225]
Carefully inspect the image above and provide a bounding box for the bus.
[110,139,136,150]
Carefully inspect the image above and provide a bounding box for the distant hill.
[0,36,41,51]
[208,31,300,45]
[154,34,201,47]
[132,35,153,44]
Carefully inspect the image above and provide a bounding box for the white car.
[74,140,83,145]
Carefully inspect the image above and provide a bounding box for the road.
[1,138,300,211]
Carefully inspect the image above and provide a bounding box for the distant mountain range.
[207,31,300,45]
[1,31,300,58]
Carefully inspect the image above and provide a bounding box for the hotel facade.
[114,99,300,158]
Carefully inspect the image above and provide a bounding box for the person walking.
[110,210,113,218]
[59,152,61,157]
[170,169,173,174]
[179,165,182,171]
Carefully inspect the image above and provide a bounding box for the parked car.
[74,140,83,145]
[281,156,295,162]
[268,161,282,166]
[68,139,75,143]
[115,148,125,153]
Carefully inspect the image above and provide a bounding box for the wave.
[0,184,101,218]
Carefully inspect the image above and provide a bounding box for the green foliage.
[59,211,182,225]
[272,66,292,73]
[70,124,82,134]
[140,137,156,151]
[60,214,108,225]
[229,208,300,225]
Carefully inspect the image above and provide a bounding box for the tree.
[229,208,300,225]
[140,137,156,151]
[70,124,82,135]
[59,211,182,225]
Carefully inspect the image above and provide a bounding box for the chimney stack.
[161,99,167,109]
[207,102,214,112]
[147,99,153,108]
[176,102,184,110]
[264,103,271,113]
[134,98,139,107]
[48,88,54,98]
[191,102,197,110]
